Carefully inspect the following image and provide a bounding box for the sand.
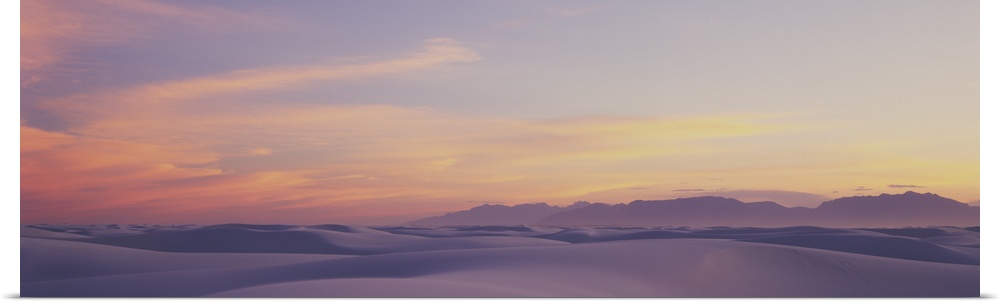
[20,224,979,297]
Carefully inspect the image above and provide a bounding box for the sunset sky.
[20,0,980,224]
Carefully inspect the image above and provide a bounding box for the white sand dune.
[738,234,979,265]
[20,224,979,297]
[218,238,977,297]
[21,237,348,283]
[70,225,568,255]
[20,227,92,240]
[27,224,171,237]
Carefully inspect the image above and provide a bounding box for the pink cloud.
[41,38,480,127]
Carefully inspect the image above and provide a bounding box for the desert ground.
[21,224,979,297]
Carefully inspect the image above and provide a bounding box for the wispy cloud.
[21,1,118,76]
[854,186,873,191]
[21,124,223,216]
[23,102,790,223]
[25,31,803,223]
[21,0,285,85]
[23,37,483,224]
[19,1,980,224]
[43,38,480,126]
[94,0,284,29]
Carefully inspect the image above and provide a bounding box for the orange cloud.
[21,3,978,224]
[30,90,979,223]
[23,99,797,224]
[21,125,223,222]
[27,43,976,224]
[22,37,491,223]
[23,35,486,222]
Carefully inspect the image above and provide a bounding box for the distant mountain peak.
[407,192,978,228]
[887,191,936,197]
[471,202,550,209]
[407,202,581,226]
[819,192,961,207]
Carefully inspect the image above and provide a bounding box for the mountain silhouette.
[539,196,811,227]
[405,202,591,226]
[808,191,979,227]
[406,192,978,228]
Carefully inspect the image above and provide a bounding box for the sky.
[18,0,981,225]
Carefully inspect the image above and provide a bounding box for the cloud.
[21,125,223,218]
[22,101,793,224]
[22,121,457,223]
[93,0,284,29]
[244,147,273,156]
[21,0,285,85]
[21,38,804,224]
[42,38,480,127]
[887,184,925,188]
[854,186,873,191]
[22,31,801,224]
[673,189,707,192]
[21,1,121,74]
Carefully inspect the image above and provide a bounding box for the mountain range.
[406,192,979,228]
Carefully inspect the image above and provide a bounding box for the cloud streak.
[21,0,286,86]
[42,38,481,127]
[23,106,790,224]
[23,37,483,224]
[19,1,980,225]
[24,33,803,224]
